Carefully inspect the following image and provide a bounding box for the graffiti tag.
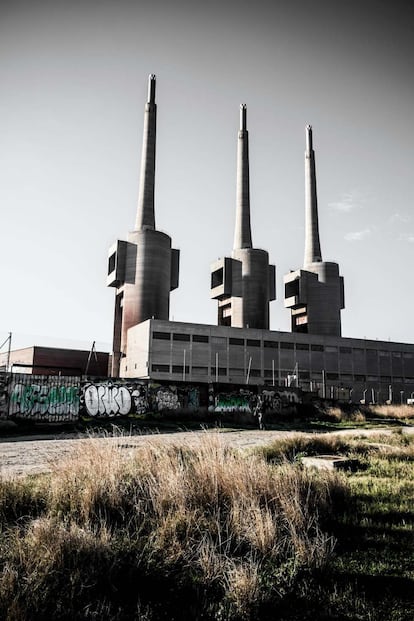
[214,394,251,413]
[9,383,79,417]
[83,384,132,417]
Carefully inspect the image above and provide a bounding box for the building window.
[354,374,366,381]
[246,339,260,347]
[403,352,414,359]
[378,350,390,357]
[193,335,209,343]
[326,372,339,380]
[353,348,364,355]
[249,369,261,377]
[367,376,378,382]
[172,365,190,374]
[340,346,352,354]
[152,364,169,373]
[153,332,171,340]
[173,333,191,342]
[380,376,391,382]
[108,253,116,274]
[296,343,309,351]
[229,338,244,346]
[211,268,224,289]
[280,342,294,350]
[325,346,338,353]
[311,344,324,352]
[264,340,278,349]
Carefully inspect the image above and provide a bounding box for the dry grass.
[324,406,366,423]
[367,404,414,420]
[0,432,347,620]
[323,403,414,423]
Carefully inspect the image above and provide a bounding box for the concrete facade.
[210,105,276,329]
[107,75,179,376]
[124,318,414,404]
[284,126,344,336]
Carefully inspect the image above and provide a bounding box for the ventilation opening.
[211,268,224,289]
[108,252,116,275]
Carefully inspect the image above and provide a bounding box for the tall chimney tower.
[210,105,275,329]
[107,75,180,377]
[284,125,344,336]
[135,74,156,231]
[233,104,252,250]
[304,125,322,265]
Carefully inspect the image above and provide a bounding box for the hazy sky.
[1,0,413,352]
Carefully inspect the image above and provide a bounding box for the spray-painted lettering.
[215,394,251,413]
[9,383,79,418]
[155,388,180,411]
[83,384,132,417]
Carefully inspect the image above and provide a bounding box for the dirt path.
[1,426,413,479]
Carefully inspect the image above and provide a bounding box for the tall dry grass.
[323,403,414,423]
[0,432,348,620]
[367,404,414,420]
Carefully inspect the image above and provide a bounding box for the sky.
[1,0,414,353]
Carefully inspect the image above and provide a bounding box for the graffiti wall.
[0,374,10,419]
[0,373,299,423]
[213,388,301,415]
[0,374,202,422]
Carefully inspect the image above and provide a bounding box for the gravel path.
[1,426,413,479]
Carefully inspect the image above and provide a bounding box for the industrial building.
[121,319,414,403]
[210,104,276,330]
[103,75,413,404]
[107,74,179,378]
[0,346,109,377]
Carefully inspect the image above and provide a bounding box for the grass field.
[0,421,413,619]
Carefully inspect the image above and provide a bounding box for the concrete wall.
[0,373,299,422]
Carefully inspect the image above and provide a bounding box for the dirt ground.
[1,425,413,479]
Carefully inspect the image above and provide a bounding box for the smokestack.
[135,74,157,231]
[233,104,253,250]
[304,124,322,265]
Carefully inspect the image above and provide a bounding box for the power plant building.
[210,105,276,329]
[284,125,344,336]
[107,75,179,377]
[107,76,414,404]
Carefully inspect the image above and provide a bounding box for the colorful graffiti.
[0,373,299,423]
[214,394,252,413]
[9,381,79,420]
[213,388,301,415]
